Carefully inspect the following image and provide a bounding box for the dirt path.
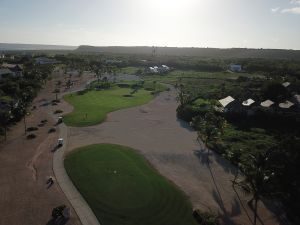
[66,86,284,225]
[0,69,94,225]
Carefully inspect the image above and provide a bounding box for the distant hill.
[75,45,300,60]
[0,43,77,51]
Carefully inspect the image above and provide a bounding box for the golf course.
[63,85,155,127]
[65,144,198,225]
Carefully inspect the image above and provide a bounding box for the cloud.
[281,7,300,14]
[290,0,300,4]
[280,0,300,14]
[271,7,280,12]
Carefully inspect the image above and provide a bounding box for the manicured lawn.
[120,66,141,74]
[65,144,198,225]
[63,86,153,126]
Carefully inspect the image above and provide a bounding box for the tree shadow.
[194,138,287,225]
[46,217,69,225]
[193,149,213,165]
[176,118,195,132]
[195,142,254,225]
[211,170,253,225]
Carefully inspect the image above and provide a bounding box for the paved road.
[49,76,100,225]
[52,122,100,225]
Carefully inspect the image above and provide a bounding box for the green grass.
[63,86,153,126]
[120,66,141,74]
[143,70,263,85]
[65,144,198,225]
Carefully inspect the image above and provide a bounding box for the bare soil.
[0,69,93,225]
[66,86,285,225]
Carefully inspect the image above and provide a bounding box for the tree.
[195,110,224,162]
[235,149,275,225]
[0,97,13,140]
[176,84,191,106]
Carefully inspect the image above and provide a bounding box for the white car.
[57,138,64,146]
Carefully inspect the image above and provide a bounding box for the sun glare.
[139,0,198,15]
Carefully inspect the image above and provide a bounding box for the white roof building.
[294,94,300,104]
[260,100,274,108]
[242,99,255,106]
[282,82,290,88]
[218,96,235,107]
[279,101,294,109]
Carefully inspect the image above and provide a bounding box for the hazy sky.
[0,0,300,49]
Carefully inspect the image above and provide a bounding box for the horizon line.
[0,42,299,51]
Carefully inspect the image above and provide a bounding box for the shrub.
[77,89,88,95]
[41,119,48,124]
[26,127,38,132]
[145,87,154,91]
[27,134,36,139]
[48,128,56,133]
[193,209,219,225]
[117,83,130,88]
[54,109,63,114]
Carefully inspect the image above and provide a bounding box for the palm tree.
[193,108,226,161]
[235,150,275,225]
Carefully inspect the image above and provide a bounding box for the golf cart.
[57,138,64,147]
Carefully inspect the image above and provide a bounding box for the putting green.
[65,144,198,225]
[63,86,153,126]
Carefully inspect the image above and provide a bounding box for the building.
[1,63,23,77]
[219,96,235,108]
[35,57,59,65]
[160,65,170,72]
[229,64,242,72]
[147,65,170,74]
[260,100,274,108]
[282,82,290,88]
[242,98,255,107]
[279,100,294,109]
[0,68,14,79]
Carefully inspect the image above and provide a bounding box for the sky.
[0,0,300,49]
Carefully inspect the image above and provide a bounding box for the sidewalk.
[52,122,100,225]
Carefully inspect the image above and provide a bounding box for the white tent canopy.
[282,82,290,88]
[279,101,294,109]
[294,94,300,104]
[242,98,255,106]
[260,100,274,108]
[218,96,235,107]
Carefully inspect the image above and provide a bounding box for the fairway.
[63,86,153,126]
[65,144,198,225]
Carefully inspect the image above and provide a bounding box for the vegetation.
[54,109,63,114]
[193,209,219,225]
[27,133,36,139]
[48,128,56,133]
[63,85,154,126]
[26,126,38,132]
[0,58,54,140]
[175,68,300,224]
[65,144,198,225]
